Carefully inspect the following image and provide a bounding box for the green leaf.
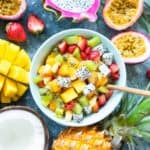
[127,98,150,125]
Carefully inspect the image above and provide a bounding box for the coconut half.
[0,0,27,20]
[112,31,150,64]
[0,106,49,150]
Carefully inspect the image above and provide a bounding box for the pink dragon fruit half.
[43,0,100,22]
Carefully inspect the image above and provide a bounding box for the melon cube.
[61,88,78,103]
[16,83,28,96]
[4,43,20,62]
[3,79,17,97]
[0,60,11,75]
[0,39,8,59]
[72,80,86,93]
[0,94,11,103]
[0,74,5,91]
[14,49,31,71]
[8,65,29,84]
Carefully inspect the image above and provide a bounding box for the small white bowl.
[30,29,126,127]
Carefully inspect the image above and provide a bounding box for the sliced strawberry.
[37,80,45,88]
[146,70,150,79]
[109,63,119,74]
[27,14,45,34]
[81,51,87,60]
[65,101,75,110]
[85,46,92,55]
[111,73,119,80]
[98,94,106,106]
[67,45,77,53]
[105,90,113,100]
[58,41,68,54]
[6,22,27,42]
[88,50,100,61]
[92,102,99,113]
[77,38,87,51]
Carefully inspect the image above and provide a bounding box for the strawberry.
[27,14,45,34]
[77,38,87,51]
[6,22,27,42]
[58,41,68,54]
[65,101,75,110]
[88,50,100,61]
[146,70,150,79]
[37,80,45,88]
[85,46,92,55]
[98,94,106,106]
[67,45,77,53]
[105,90,113,100]
[81,51,87,60]
[111,73,119,80]
[109,63,119,74]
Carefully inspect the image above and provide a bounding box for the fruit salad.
[33,35,120,122]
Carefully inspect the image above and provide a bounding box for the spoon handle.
[107,84,150,97]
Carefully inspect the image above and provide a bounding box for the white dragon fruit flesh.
[43,0,100,22]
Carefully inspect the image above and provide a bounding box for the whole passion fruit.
[103,0,144,30]
[0,0,27,20]
[112,31,150,64]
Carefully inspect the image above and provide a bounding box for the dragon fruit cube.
[57,76,71,88]
[99,64,110,76]
[83,83,95,96]
[102,52,113,65]
[73,113,83,122]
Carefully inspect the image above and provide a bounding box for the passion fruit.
[103,0,144,30]
[0,0,27,20]
[112,31,150,64]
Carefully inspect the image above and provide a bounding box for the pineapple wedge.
[0,39,31,103]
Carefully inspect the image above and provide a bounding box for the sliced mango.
[0,74,5,91]
[0,39,8,59]
[0,93,11,103]
[16,83,28,96]
[0,60,11,75]
[72,80,86,93]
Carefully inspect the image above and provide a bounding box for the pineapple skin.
[52,126,112,150]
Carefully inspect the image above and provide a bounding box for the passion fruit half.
[0,0,27,20]
[112,31,150,64]
[103,0,144,30]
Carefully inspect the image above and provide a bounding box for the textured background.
[0,0,150,149]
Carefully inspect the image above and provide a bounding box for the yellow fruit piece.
[0,74,5,91]
[0,39,8,59]
[67,55,80,68]
[4,43,20,62]
[14,49,31,71]
[49,100,57,112]
[97,76,108,87]
[61,88,78,103]
[0,93,11,103]
[16,83,28,96]
[72,80,86,93]
[46,54,56,66]
[0,60,11,75]
[58,64,71,76]
[3,79,17,97]
[8,65,29,84]
[48,79,61,93]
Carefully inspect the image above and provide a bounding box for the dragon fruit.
[43,0,100,22]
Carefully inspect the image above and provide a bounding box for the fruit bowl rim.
[29,28,127,127]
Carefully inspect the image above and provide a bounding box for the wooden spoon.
[107,84,150,97]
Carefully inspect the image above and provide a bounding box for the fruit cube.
[16,83,28,96]
[3,79,17,97]
[0,93,11,103]
[58,64,71,76]
[14,49,31,71]
[87,36,101,48]
[0,74,5,91]
[8,65,29,84]
[48,79,61,93]
[67,55,80,68]
[64,35,80,44]
[4,43,20,62]
[0,60,11,75]
[72,80,86,93]
[61,88,78,103]
[46,54,56,66]
[0,39,9,59]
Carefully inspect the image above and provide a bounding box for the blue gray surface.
[0,0,150,149]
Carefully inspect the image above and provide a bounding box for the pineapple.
[52,94,150,150]
[0,39,31,103]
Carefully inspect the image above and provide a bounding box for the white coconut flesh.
[51,0,95,12]
[0,109,46,150]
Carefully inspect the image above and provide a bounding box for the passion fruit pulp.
[103,0,144,30]
[112,31,150,64]
[0,0,27,20]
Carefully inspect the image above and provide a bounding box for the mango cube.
[4,43,20,62]
[48,79,61,93]
[0,39,8,59]
[8,65,29,84]
[0,60,11,75]
[16,83,28,96]
[0,93,11,103]
[0,74,5,91]
[72,80,86,93]
[3,79,17,97]
[61,88,78,103]
[58,64,71,76]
